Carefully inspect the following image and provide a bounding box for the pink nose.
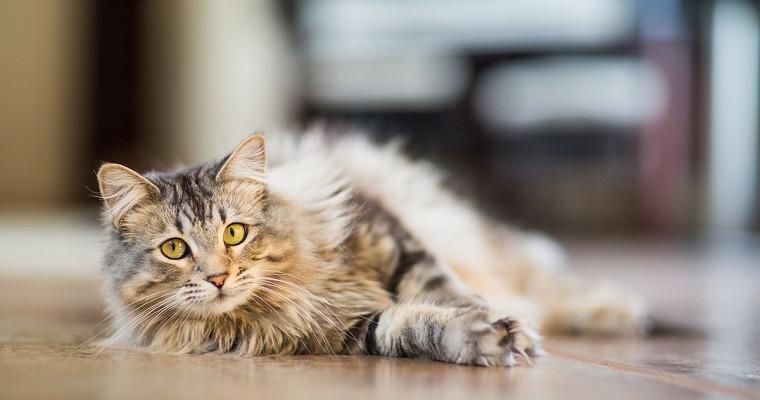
[206,273,228,288]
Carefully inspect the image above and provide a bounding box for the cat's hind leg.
[539,279,648,336]
[462,231,649,337]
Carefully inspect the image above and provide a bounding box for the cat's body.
[96,129,646,367]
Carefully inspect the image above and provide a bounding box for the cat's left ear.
[216,133,267,183]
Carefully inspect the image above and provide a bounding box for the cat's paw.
[543,284,648,336]
[452,311,542,367]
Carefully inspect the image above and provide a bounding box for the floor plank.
[0,343,710,400]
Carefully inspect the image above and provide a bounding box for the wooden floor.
[1,240,758,399]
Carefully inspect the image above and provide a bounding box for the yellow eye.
[160,238,188,259]
[223,223,247,246]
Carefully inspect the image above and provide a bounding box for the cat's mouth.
[196,287,249,314]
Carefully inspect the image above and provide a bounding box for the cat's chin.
[191,290,250,315]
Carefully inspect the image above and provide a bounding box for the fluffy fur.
[95,128,647,367]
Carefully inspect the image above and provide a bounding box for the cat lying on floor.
[95,128,646,367]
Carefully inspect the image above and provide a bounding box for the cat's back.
[265,128,453,225]
[265,129,564,298]
[265,129,498,271]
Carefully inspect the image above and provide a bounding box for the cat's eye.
[160,238,188,259]
[223,223,247,246]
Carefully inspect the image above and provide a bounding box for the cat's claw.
[454,312,542,367]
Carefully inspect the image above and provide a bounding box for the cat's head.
[97,134,294,316]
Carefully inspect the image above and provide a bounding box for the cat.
[95,128,646,367]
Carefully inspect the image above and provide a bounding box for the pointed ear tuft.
[216,133,267,183]
[97,163,159,227]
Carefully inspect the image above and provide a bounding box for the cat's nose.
[206,272,228,288]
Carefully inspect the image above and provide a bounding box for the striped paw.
[450,311,542,367]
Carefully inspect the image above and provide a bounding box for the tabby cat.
[96,129,646,367]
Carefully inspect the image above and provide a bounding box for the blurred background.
[1,0,759,277]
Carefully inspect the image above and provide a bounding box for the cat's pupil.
[170,242,175,251]
[229,228,234,236]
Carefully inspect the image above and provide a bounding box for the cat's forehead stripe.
[174,211,184,232]
[152,166,217,224]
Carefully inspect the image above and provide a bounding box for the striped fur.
[95,129,647,367]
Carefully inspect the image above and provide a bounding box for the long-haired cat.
[95,128,646,367]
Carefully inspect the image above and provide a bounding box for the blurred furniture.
[294,0,702,234]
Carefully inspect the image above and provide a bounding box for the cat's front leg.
[363,304,541,367]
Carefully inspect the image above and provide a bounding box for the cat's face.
[98,135,289,316]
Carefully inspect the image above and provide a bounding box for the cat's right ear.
[216,133,267,183]
[96,163,159,227]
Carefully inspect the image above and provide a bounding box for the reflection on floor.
[0,240,758,400]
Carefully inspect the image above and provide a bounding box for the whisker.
[249,268,375,348]
[89,288,176,332]
[255,284,333,354]
[259,275,361,350]
[244,291,309,353]
[99,295,179,352]
[152,301,190,347]
[81,291,176,347]
[255,270,376,323]
[257,277,359,347]
[134,297,182,346]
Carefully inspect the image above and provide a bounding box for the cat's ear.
[216,133,267,183]
[97,163,159,227]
